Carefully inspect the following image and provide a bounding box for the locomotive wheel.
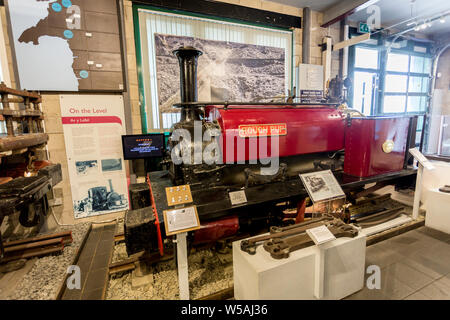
[19,201,44,228]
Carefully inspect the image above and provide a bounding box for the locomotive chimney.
[173,46,203,121]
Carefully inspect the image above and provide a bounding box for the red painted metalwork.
[295,198,306,224]
[206,105,346,163]
[193,216,239,244]
[343,117,410,177]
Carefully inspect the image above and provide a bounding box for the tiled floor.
[346,226,450,300]
[61,224,115,300]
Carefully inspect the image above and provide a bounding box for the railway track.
[108,240,174,276]
[1,231,72,263]
[196,287,234,300]
[114,233,125,243]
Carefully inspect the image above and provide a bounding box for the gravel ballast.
[6,222,91,300]
[107,243,233,300]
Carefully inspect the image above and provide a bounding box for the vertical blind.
[137,8,293,131]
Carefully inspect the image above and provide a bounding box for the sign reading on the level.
[238,124,287,138]
[163,206,200,236]
[229,190,247,206]
[60,95,129,219]
[300,170,345,203]
[166,185,193,206]
[306,225,336,245]
[358,22,370,34]
[409,148,435,170]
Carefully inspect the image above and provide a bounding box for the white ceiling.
[347,0,450,38]
[269,0,450,38]
[267,0,343,12]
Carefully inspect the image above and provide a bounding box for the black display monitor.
[121,134,165,160]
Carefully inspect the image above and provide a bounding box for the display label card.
[229,190,247,206]
[409,148,435,170]
[306,225,336,245]
[300,170,345,203]
[163,206,200,236]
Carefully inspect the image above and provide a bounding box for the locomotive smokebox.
[173,46,203,121]
[169,46,221,185]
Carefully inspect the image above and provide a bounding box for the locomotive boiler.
[124,46,418,256]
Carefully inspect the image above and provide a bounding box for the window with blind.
[348,28,433,146]
[134,7,293,132]
[383,52,431,114]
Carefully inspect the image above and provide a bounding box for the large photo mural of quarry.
[154,34,286,114]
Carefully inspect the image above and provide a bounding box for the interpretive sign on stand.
[163,206,200,236]
[300,170,345,203]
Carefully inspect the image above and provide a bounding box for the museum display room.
[0,0,449,309]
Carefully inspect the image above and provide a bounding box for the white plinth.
[233,233,366,300]
[421,161,450,210]
[425,189,450,234]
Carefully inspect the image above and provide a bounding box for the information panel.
[163,206,200,236]
[60,95,129,219]
[300,170,345,203]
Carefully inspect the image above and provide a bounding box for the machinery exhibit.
[0,84,62,260]
[0,0,449,305]
[124,46,417,258]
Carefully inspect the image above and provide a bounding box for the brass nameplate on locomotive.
[165,185,193,206]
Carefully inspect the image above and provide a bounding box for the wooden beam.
[0,133,49,152]
[322,37,332,91]
[132,0,301,30]
[333,33,370,51]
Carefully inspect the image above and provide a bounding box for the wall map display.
[7,0,125,92]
